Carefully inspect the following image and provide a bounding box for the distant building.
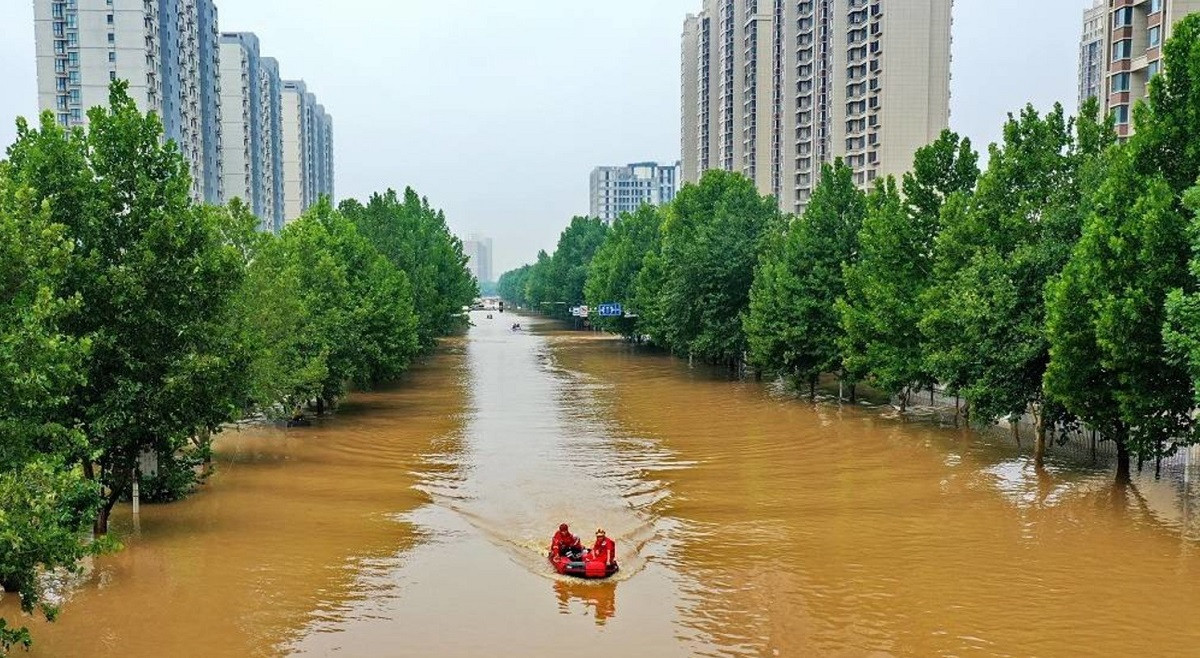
[1083,0,1200,138]
[281,80,334,224]
[589,162,681,223]
[1080,1,1109,110]
[681,0,953,214]
[464,235,494,284]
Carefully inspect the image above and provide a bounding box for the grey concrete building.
[681,0,954,214]
[1080,0,1110,110]
[281,79,335,224]
[463,235,494,284]
[589,162,681,223]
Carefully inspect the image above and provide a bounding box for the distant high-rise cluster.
[589,162,681,223]
[464,235,494,284]
[1079,0,1199,139]
[32,0,334,230]
[680,0,953,215]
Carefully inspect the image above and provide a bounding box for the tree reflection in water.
[553,579,617,625]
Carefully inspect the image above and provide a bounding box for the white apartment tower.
[590,162,681,222]
[33,0,224,204]
[34,1,330,221]
[219,32,285,231]
[681,0,953,214]
[281,80,335,224]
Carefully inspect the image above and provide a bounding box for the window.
[70,108,81,122]
[1150,0,1163,13]
[110,70,117,81]
[54,58,66,73]
[107,14,113,24]
[107,33,114,43]
[1149,26,1161,47]
[1149,59,1161,77]
[1112,71,1131,92]
[1113,39,1132,61]
[1113,104,1130,124]
[55,77,66,91]
[1113,7,1134,28]
[108,51,115,62]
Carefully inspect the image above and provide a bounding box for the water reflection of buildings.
[553,580,616,625]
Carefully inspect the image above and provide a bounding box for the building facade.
[463,235,494,284]
[589,162,681,222]
[681,0,953,214]
[1080,1,1109,111]
[281,80,335,224]
[1084,0,1200,138]
[33,1,330,225]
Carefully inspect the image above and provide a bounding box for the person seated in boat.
[588,528,616,566]
[551,523,582,557]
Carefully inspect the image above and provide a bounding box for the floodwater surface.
[7,314,1200,656]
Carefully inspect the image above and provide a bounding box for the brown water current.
[6,314,1200,656]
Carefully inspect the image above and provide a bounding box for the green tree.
[1055,16,1200,480]
[1046,151,1192,482]
[658,170,778,363]
[6,83,247,532]
[278,200,419,406]
[339,188,475,350]
[0,164,106,653]
[838,132,978,408]
[584,205,662,337]
[921,103,1108,460]
[498,264,532,307]
[223,200,327,418]
[746,161,862,392]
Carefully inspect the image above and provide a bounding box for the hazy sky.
[0,1,1095,274]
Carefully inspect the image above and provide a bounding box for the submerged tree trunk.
[898,387,909,413]
[95,474,126,536]
[849,384,857,404]
[809,376,817,400]
[1115,436,1132,485]
[1033,403,1047,468]
[316,396,326,416]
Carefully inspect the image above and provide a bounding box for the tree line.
[0,81,475,652]
[499,15,1200,491]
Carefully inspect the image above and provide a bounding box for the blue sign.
[598,303,623,317]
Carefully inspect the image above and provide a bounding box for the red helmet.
[559,523,569,532]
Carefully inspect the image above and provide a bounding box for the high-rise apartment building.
[463,235,494,284]
[281,80,335,224]
[33,1,330,222]
[34,0,224,204]
[1080,1,1110,110]
[1085,0,1200,138]
[589,162,681,222]
[260,56,285,229]
[681,0,953,214]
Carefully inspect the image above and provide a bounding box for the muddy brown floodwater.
[7,314,1200,656]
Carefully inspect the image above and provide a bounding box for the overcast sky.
[0,1,1095,274]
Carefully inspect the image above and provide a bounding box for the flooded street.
[11,314,1200,656]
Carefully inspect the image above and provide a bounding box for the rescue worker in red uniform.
[551,523,582,557]
[589,528,616,566]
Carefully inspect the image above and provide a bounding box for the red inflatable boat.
[549,552,619,579]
